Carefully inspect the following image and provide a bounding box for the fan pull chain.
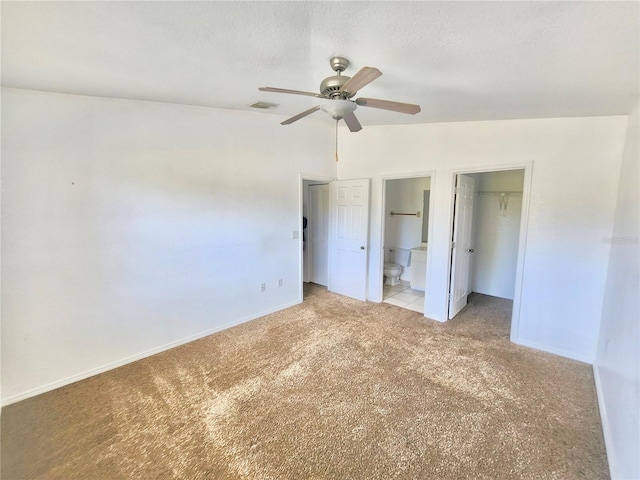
[335,120,339,162]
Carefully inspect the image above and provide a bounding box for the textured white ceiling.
[2,1,638,126]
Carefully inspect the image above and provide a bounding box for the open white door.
[449,174,475,318]
[328,179,370,301]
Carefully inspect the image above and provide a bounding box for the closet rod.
[476,191,523,195]
[390,211,421,217]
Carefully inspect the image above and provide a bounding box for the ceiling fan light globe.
[320,99,357,120]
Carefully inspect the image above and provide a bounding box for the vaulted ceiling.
[2,1,638,127]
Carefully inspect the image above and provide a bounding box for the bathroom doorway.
[381,175,432,313]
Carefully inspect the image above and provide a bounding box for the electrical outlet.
[260,283,266,292]
[278,279,283,287]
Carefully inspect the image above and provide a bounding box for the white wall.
[337,116,626,362]
[471,170,524,299]
[384,177,430,281]
[1,88,335,404]
[594,100,639,480]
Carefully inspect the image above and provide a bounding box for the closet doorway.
[448,169,526,324]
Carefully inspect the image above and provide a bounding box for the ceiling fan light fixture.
[260,56,421,130]
[320,99,356,120]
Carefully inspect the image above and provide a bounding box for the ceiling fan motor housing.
[320,75,352,98]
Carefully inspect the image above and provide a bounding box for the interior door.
[449,174,475,318]
[309,184,329,286]
[328,179,370,301]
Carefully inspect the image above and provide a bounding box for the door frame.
[298,173,335,303]
[379,170,436,307]
[446,162,533,342]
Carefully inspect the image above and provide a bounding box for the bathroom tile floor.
[383,283,425,313]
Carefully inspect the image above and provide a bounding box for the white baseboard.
[1,300,300,407]
[593,364,617,480]
[513,338,594,364]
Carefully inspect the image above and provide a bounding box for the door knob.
[469,249,475,253]
[360,246,365,250]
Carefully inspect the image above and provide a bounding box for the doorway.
[302,178,331,297]
[300,176,370,303]
[305,183,329,286]
[448,169,527,332]
[381,175,432,313]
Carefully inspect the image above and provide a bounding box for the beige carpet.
[1,285,608,479]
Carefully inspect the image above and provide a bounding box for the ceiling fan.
[259,57,421,132]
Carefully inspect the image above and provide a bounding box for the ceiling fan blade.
[281,105,320,125]
[339,67,382,95]
[259,87,325,98]
[355,97,421,115]
[343,111,362,132]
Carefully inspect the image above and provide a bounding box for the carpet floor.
[1,285,608,479]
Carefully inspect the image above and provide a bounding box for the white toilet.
[384,248,410,286]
